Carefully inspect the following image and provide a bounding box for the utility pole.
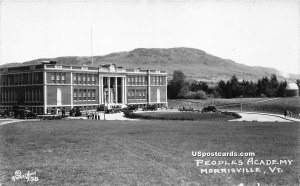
[240,95,243,113]
[91,25,93,66]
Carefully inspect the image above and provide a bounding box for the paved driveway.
[230,112,300,122]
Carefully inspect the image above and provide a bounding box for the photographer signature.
[11,170,39,182]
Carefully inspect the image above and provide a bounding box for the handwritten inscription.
[11,170,39,182]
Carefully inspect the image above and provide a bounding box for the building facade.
[0,61,167,114]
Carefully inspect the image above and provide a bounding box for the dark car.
[142,104,157,111]
[201,106,217,113]
[14,109,37,119]
[125,105,138,112]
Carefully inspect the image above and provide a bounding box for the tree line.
[167,70,300,99]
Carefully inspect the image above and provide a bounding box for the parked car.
[125,104,138,112]
[178,107,194,112]
[142,104,157,111]
[201,106,217,113]
[14,109,37,119]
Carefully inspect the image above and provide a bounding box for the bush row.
[221,111,242,118]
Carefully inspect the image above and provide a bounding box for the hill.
[1,47,299,82]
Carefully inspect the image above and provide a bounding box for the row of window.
[51,72,66,84]
[127,76,147,85]
[0,90,17,103]
[73,89,96,101]
[73,73,97,85]
[127,89,147,100]
[0,89,43,103]
[127,76,165,85]
[153,76,164,85]
[24,89,44,102]
[0,73,43,86]
[0,106,44,114]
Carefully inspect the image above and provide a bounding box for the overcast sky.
[0,0,299,74]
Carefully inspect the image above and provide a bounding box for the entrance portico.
[100,76,126,105]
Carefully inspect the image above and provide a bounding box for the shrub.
[221,111,241,118]
[195,90,207,100]
[259,94,266,98]
[123,109,134,118]
[184,91,197,99]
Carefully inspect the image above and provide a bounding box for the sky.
[0,0,299,75]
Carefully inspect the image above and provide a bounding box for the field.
[0,120,299,185]
[169,97,300,119]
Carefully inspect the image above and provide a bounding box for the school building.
[0,61,168,114]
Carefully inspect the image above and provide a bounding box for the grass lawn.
[0,120,299,185]
[133,112,236,121]
[169,97,300,119]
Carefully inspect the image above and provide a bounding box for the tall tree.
[167,70,186,99]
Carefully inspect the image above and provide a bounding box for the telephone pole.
[91,25,93,66]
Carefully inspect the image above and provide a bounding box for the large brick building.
[0,61,167,114]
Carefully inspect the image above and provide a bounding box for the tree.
[276,81,287,97]
[167,70,186,99]
[296,79,300,89]
[216,80,226,98]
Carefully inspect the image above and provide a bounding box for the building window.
[128,90,131,100]
[83,74,86,84]
[32,73,35,84]
[78,90,82,101]
[83,89,86,101]
[28,89,31,102]
[142,90,145,100]
[56,73,60,84]
[135,76,138,85]
[139,90,142,100]
[92,75,95,84]
[73,74,77,84]
[32,89,36,102]
[61,73,66,84]
[73,89,77,101]
[39,89,43,102]
[78,74,82,84]
[51,73,55,83]
[87,75,91,84]
[35,73,39,83]
[128,76,131,85]
[92,89,96,100]
[87,89,91,101]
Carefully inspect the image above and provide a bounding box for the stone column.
[115,77,118,103]
[99,76,102,104]
[124,77,127,104]
[108,77,110,103]
[148,71,151,104]
[121,77,125,104]
[165,75,168,108]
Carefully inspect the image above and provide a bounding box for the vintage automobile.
[142,104,157,111]
[178,107,194,112]
[201,106,217,113]
[14,109,37,119]
[124,104,138,112]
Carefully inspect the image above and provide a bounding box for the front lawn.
[0,120,299,185]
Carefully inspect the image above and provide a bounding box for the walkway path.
[230,111,300,122]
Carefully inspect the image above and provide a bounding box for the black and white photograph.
[0,0,299,185]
